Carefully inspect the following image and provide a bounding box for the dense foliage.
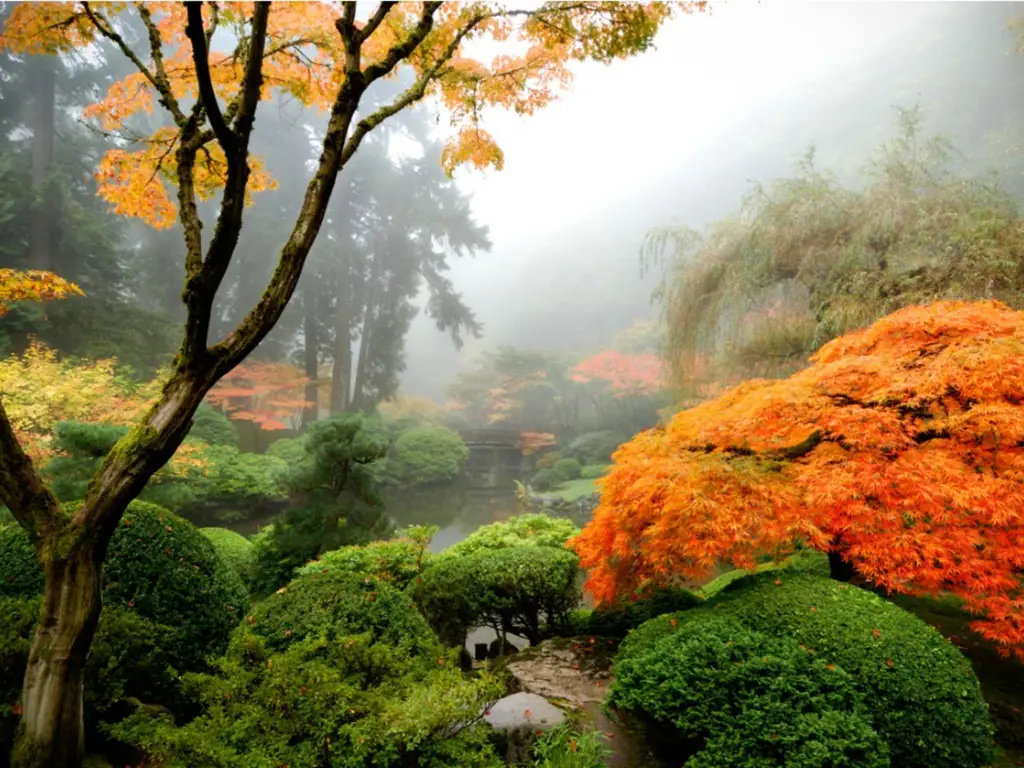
[298,530,435,592]
[572,300,1024,659]
[386,425,469,487]
[199,528,255,586]
[111,570,502,768]
[618,575,994,768]
[415,545,581,646]
[444,514,580,558]
[612,614,889,768]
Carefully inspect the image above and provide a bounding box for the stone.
[483,692,566,764]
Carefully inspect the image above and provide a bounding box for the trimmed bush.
[414,546,581,646]
[552,457,582,481]
[298,537,431,591]
[0,501,247,673]
[248,569,438,659]
[610,614,888,768]
[388,425,469,486]
[579,464,610,479]
[530,468,560,491]
[200,527,255,584]
[632,575,994,768]
[445,514,579,558]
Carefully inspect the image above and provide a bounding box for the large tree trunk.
[350,256,381,412]
[28,54,56,272]
[12,547,102,768]
[302,292,319,425]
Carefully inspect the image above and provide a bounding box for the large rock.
[483,692,566,764]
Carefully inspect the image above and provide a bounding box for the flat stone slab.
[483,691,566,731]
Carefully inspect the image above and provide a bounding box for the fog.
[400,1,1023,399]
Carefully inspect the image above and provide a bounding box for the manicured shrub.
[190,403,239,447]
[388,425,469,486]
[530,468,560,491]
[414,546,581,646]
[298,536,432,591]
[200,527,255,585]
[552,457,582,481]
[636,575,994,768]
[0,501,247,674]
[579,464,610,479]
[610,614,888,768]
[445,514,579,558]
[248,570,438,659]
[110,569,503,768]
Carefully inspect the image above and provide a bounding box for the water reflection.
[386,483,523,552]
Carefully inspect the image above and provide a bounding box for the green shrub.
[579,464,610,479]
[190,404,239,447]
[298,535,432,591]
[552,457,582,481]
[569,586,703,640]
[414,546,581,646]
[530,468,560,491]
[565,431,622,465]
[444,514,579,558]
[110,570,503,768]
[698,548,831,599]
[248,569,438,659]
[645,575,994,768]
[0,501,247,674]
[199,528,255,584]
[388,425,469,486]
[610,614,888,768]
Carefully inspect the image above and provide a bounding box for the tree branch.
[358,2,396,44]
[81,2,187,126]
[185,2,235,151]
[362,1,442,84]
[181,1,271,366]
[0,399,61,540]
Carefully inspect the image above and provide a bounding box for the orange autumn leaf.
[570,300,1024,660]
[0,269,83,317]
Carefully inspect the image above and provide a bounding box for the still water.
[387,485,525,552]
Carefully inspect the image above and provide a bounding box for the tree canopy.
[571,300,1024,658]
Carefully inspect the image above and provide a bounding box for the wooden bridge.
[458,428,531,489]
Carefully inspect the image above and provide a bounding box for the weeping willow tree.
[643,105,1024,391]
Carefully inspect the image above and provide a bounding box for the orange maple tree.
[0,269,83,316]
[571,300,1024,658]
[571,349,663,396]
[206,361,312,430]
[517,431,557,455]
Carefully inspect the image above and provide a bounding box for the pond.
[386,484,524,552]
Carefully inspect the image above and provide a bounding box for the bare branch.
[0,399,61,540]
[185,2,235,151]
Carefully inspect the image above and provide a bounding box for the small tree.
[0,3,697,765]
[571,300,1024,659]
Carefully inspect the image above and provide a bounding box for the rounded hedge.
[530,468,560,491]
[552,457,582,481]
[200,527,255,583]
[389,425,469,486]
[626,575,994,768]
[444,513,579,558]
[0,501,248,672]
[247,568,438,659]
[611,614,889,767]
[298,538,429,591]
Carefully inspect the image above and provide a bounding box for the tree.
[570,300,1024,660]
[206,360,313,430]
[571,349,664,434]
[0,4,690,763]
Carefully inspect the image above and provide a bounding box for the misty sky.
[399,1,966,398]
